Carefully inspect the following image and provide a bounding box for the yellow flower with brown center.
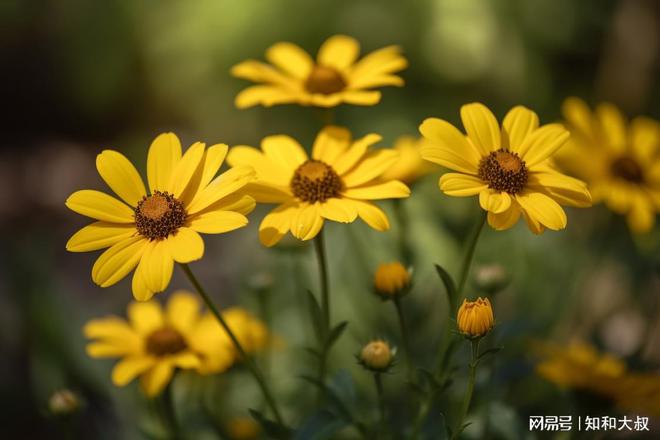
[419,103,592,234]
[457,297,494,338]
[65,133,256,301]
[231,35,407,108]
[374,262,411,298]
[557,98,660,233]
[84,291,271,396]
[226,126,410,247]
[380,136,436,185]
[535,341,660,416]
[359,339,395,372]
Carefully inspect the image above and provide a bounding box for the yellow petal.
[342,181,410,199]
[319,198,358,223]
[502,106,539,152]
[186,166,255,215]
[188,210,248,234]
[348,45,407,86]
[479,190,512,214]
[140,361,174,397]
[265,42,313,79]
[318,35,360,70]
[262,135,308,172]
[128,300,164,335]
[66,222,136,252]
[179,143,229,206]
[234,182,290,204]
[91,237,146,287]
[562,97,595,140]
[342,149,398,187]
[165,227,204,263]
[527,171,592,207]
[439,173,488,196]
[112,356,155,386]
[132,256,154,302]
[522,210,545,234]
[596,103,627,153]
[311,125,352,164]
[487,203,521,230]
[147,133,181,192]
[96,150,146,207]
[170,352,201,369]
[86,342,138,358]
[234,85,301,109]
[83,317,137,342]
[206,193,256,215]
[259,203,297,247]
[231,60,300,86]
[346,199,390,231]
[290,203,324,241]
[517,124,569,167]
[627,192,655,233]
[516,191,567,231]
[142,240,173,294]
[419,118,481,173]
[166,291,201,334]
[333,133,382,175]
[169,142,205,198]
[340,90,381,105]
[460,103,501,155]
[227,146,291,186]
[66,190,135,223]
[630,117,660,163]
[346,74,403,89]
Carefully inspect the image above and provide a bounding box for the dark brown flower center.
[611,156,644,183]
[290,160,343,203]
[478,149,528,194]
[135,191,187,240]
[146,327,187,357]
[305,65,346,94]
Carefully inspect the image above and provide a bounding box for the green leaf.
[303,347,321,358]
[477,346,503,363]
[417,368,441,391]
[434,264,458,310]
[306,289,324,342]
[249,409,293,439]
[294,410,347,440]
[325,321,348,349]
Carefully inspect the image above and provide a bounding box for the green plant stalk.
[374,373,386,438]
[455,211,487,308]
[451,339,480,440]
[393,296,412,383]
[313,231,332,399]
[179,264,284,424]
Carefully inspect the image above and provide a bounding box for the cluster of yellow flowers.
[64,34,660,432]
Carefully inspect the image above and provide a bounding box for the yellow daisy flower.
[65,133,256,301]
[379,136,436,185]
[231,34,407,108]
[419,103,592,234]
[557,98,660,233]
[226,126,411,246]
[535,341,660,416]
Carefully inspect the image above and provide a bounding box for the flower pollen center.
[305,65,347,94]
[478,149,528,194]
[135,190,187,240]
[611,156,643,183]
[146,327,187,357]
[291,160,343,203]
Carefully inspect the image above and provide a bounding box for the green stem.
[374,373,386,438]
[455,211,487,309]
[393,296,412,383]
[313,231,332,398]
[179,264,284,424]
[451,340,480,440]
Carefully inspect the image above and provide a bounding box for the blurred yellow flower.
[420,103,592,234]
[535,341,660,416]
[457,297,494,338]
[231,35,407,108]
[374,261,411,298]
[557,98,660,233]
[380,136,436,184]
[226,416,261,440]
[359,339,394,372]
[84,291,271,396]
[65,133,256,301]
[227,126,410,246]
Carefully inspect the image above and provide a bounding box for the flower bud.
[474,264,509,294]
[359,339,395,372]
[457,297,494,338]
[373,262,411,299]
[226,416,260,440]
[48,389,80,416]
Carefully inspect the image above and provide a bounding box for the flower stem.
[179,263,284,425]
[455,211,487,309]
[313,231,332,399]
[451,339,480,440]
[374,373,386,438]
[393,296,412,382]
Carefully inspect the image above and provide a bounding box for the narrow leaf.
[434,264,458,310]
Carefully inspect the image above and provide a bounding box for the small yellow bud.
[374,262,411,298]
[226,416,260,440]
[48,389,80,416]
[457,297,494,338]
[360,339,394,371]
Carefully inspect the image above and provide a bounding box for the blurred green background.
[1,0,659,438]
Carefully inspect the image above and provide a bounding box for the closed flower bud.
[457,297,494,338]
[474,264,509,294]
[359,339,395,372]
[374,262,411,299]
[48,389,80,416]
